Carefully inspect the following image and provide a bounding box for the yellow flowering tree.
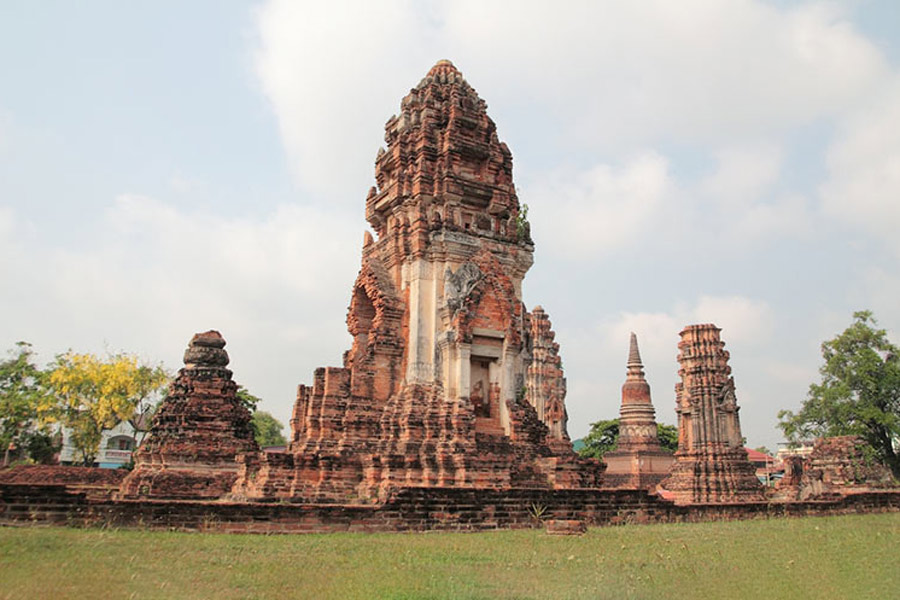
[43,352,169,465]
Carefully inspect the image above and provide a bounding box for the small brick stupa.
[119,331,258,499]
[659,324,764,503]
[603,333,674,489]
[233,61,602,503]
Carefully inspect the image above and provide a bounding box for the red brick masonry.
[1,482,897,533]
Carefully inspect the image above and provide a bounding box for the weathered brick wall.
[3,483,897,534]
[0,466,126,501]
[0,465,126,487]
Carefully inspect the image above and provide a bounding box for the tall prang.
[233,61,602,502]
[603,333,674,489]
[659,324,764,503]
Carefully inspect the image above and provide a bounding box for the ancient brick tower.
[119,331,258,499]
[233,60,601,502]
[659,324,763,503]
[603,333,674,489]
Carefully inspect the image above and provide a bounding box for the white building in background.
[776,440,816,462]
[58,415,152,468]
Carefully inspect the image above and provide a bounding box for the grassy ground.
[1,513,898,600]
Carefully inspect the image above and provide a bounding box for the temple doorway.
[471,357,501,433]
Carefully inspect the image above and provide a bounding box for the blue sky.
[2,0,899,451]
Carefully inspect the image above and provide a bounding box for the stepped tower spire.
[627,332,643,372]
[659,324,764,503]
[616,333,660,449]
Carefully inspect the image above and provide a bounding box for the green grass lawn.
[1,513,898,600]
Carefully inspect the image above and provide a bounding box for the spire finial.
[627,332,642,368]
[428,59,459,77]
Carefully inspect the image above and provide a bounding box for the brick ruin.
[5,61,898,532]
[775,435,898,501]
[659,324,764,503]
[603,333,674,489]
[119,331,258,499]
[231,60,602,503]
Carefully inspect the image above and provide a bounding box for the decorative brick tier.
[118,331,258,499]
[659,325,764,503]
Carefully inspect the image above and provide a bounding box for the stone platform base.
[602,450,675,490]
[2,482,898,534]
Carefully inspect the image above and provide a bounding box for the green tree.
[252,410,287,447]
[23,430,61,465]
[778,311,900,479]
[43,352,169,466]
[657,423,679,453]
[236,386,261,412]
[578,419,619,459]
[0,342,52,466]
[515,203,530,242]
[578,418,678,460]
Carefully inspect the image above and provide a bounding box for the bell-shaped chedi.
[603,333,674,489]
[119,331,258,500]
[233,61,602,503]
[659,324,764,503]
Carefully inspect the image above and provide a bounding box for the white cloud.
[527,142,814,260]
[700,145,783,206]
[694,144,815,242]
[592,294,773,394]
[596,296,774,360]
[530,152,671,258]
[0,205,13,238]
[858,266,900,332]
[253,0,888,205]
[820,77,900,256]
[253,0,440,204]
[168,174,206,195]
[561,294,775,439]
[0,107,11,155]
[0,196,363,427]
[734,192,813,240]
[691,295,775,346]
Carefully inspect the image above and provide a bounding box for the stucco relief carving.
[444,262,483,312]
